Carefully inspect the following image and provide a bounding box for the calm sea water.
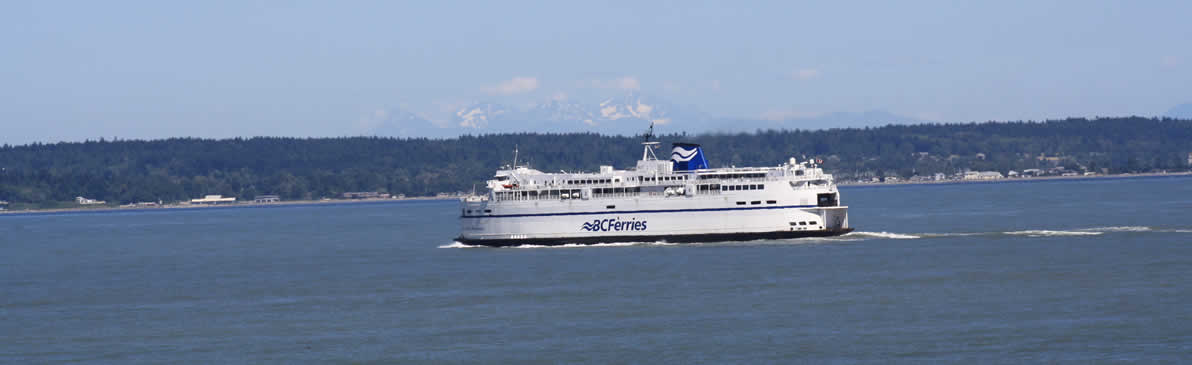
[3,176,1191,363]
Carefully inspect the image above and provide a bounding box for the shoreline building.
[190,195,236,205]
[963,171,1005,180]
[342,192,391,199]
[254,195,281,203]
[76,196,106,205]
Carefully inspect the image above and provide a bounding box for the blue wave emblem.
[671,147,699,161]
[670,143,708,170]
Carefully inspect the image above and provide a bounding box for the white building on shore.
[76,196,106,205]
[963,171,1004,180]
[190,195,236,205]
[254,195,281,203]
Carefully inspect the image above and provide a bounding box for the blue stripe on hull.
[461,204,821,219]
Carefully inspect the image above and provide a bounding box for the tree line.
[1,117,1190,206]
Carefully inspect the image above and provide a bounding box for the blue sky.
[3,1,1191,144]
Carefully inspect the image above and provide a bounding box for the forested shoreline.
[2,117,1191,208]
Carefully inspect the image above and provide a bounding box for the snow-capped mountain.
[453,103,514,129]
[424,92,705,135]
[596,92,675,125]
[526,99,598,126]
[364,95,925,138]
[444,92,706,135]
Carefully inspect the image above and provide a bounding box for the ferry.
[456,132,852,246]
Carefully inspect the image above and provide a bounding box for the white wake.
[438,241,481,248]
[1004,230,1104,237]
[439,225,1191,248]
[844,231,921,239]
[1078,226,1152,232]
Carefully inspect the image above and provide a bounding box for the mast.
[641,122,659,161]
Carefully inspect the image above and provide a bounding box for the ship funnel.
[670,143,709,171]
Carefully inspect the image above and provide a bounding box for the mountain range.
[364,92,935,138]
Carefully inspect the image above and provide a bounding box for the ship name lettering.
[581,217,647,232]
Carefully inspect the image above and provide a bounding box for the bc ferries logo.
[581,217,648,232]
[670,143,709,171]
[671,146,700,161]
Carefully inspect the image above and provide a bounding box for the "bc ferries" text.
[581,218,647,232]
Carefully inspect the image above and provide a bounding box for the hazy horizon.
[4,1,1191,145]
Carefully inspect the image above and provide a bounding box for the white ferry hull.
[457,141,853,247]
[457,198,850,246]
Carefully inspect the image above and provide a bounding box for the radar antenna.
[640,122,660,161]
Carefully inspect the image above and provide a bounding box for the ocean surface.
[3,176,1191,363]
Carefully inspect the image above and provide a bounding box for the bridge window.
[751,201,761,205]
[766,200,776,204]
[736,201,746,205]
[817,193,839,207]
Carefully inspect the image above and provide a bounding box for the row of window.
[640,175,688,182]
[562,172,770,186]
[790,221,819,226]
[736,200,779,205]
[694,183,766,192]
[494,187,647,201]
[566,178,612,185]
[497,183,764,201]
[725,184,764,191]
[593,187,642,196]
[698,172,767,180]
[564,175,692,185]
[495,189,584,201]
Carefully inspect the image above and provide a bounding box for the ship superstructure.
[456,138,851,246]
